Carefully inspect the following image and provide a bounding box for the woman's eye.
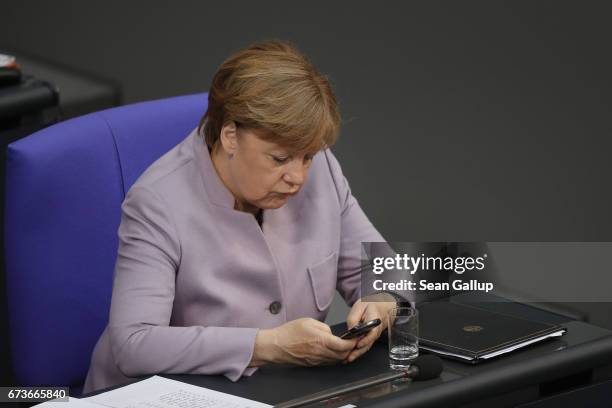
[272,155,289,164]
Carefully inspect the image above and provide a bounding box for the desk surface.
[84,296,612,407]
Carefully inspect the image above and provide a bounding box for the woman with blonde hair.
[84,40,396,392]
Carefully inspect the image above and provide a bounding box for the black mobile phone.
[340,318,382,339]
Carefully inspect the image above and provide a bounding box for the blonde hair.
[198,40,340,153]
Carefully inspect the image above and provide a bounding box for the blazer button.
[269,301,282,315]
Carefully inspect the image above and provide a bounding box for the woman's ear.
[219,121,238,156]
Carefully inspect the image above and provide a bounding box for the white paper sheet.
[85,376,271,408]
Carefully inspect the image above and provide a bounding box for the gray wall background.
[2,1,611,327]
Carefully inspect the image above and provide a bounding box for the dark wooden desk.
[83,295,612,407]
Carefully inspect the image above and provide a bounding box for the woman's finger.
[346,341,374,362]
[346,301,367,329]
[324,332,358,352]
[356,324,382,349]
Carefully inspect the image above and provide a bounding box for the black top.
[255,209,263,227]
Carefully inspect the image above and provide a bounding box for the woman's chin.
[258,194,290,210]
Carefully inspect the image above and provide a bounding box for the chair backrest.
[4,93,208,387]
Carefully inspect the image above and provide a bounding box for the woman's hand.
[250,318,358,367]
[344,294,397,363]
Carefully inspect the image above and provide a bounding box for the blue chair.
[4,93,208,389]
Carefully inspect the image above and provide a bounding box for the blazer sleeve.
[107,186,258,382]
[323,150,386,306]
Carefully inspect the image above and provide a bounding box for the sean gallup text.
[373,279,494,293]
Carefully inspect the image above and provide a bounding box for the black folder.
[418,301,567,363]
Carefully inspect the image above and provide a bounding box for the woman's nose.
[283,159,308,187]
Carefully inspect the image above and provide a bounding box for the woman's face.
[217,123,317,211]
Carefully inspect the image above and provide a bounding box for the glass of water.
[387,306,419,370]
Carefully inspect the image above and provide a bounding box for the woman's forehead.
[240,127,322,155]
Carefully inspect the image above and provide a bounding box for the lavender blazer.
[83,129,384,393]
